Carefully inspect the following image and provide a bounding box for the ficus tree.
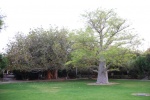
[7,27,70,79]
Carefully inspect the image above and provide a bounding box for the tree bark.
[96,61,109,84]
[54,70,58,79]
[47,70,52,79]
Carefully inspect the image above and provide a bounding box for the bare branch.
[93,70,98,73]
[106,63,112,70]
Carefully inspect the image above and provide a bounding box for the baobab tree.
[81,9,140,84]
[67,9,140,84]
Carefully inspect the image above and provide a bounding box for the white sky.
[0,0,150,53]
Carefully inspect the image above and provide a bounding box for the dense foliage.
[130,52,150,79]
[7,27,70,71]
[0,54,8,70]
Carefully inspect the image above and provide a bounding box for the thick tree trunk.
[47,70,58,79]
[96,61,109,84]
[47,70,52,79]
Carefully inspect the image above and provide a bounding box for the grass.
[0,79,150,100]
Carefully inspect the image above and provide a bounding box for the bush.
[0,54,8,70]
[130,54,150,79]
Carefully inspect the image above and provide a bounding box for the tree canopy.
[7,27,70,71]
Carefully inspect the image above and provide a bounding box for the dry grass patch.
[132,93,150,96]
[87,82,119,86]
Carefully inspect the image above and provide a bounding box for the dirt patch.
[132,93,150,96]
[87,82,119,86]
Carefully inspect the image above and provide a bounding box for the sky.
[0,0,150,53]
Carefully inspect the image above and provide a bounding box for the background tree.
[77,8,140,84]
[129,50,150,79]
[0,54,8,72]
[7,27,70,79]
[0,54,8,78]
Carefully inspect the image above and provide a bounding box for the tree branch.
[103,23,129,50]
[93,70,98,73]
[106,63,112,70]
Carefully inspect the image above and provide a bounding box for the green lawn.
[0,79,150,100]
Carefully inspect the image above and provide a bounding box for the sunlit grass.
[0,79,150,100]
